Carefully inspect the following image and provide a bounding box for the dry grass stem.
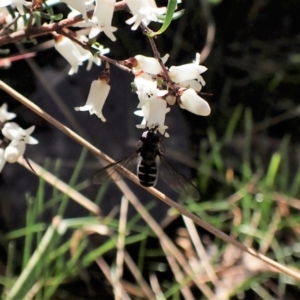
[1,81,300,282]
[17,156,101,215]
[115,196,129,300]
[94,257,131,300]
[114,182,214,298]
[149,272,165,300]
[243,210,261,248]
[274,192,300,210]
[160,243,196,300]
[123,252,156,300]
[260,208,281,255]
[183,216,218,284]
[198,0,216,62]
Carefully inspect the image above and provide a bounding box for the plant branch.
[0,1,127,47]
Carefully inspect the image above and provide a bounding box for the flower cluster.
[75,53,211,137]
[1,0,211,147]
[0,103,38,173]
[51,0,169,75]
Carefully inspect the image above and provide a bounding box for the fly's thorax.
[140,141,159,161]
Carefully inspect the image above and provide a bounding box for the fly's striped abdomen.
[137,160,157,187]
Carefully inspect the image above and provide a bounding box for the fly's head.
[140,125,162,146]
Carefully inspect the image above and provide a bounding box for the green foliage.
[182,106,300,298]
[0,150,156,299]
[2,107,300,299]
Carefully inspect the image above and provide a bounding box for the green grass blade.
[147,0,178,36]
[6,217,66,300]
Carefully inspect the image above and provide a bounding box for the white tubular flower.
[0,103,16,122]
[60,0,89,21]
[135,76,168,108]
[137,98,169,137]
[134,102,170,132]
[54,35,90,75]
[133,54,169,75]
[0,148,6,172]
[75,78,110,122]
[169,53,207,84]
[2,123,38,163]
[89,0,117,41]
[125,0,166,30]
[0,0,31,15]
[179,88,211,116]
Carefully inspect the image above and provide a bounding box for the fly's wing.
[159,154,200,200]
[92,151,138,184]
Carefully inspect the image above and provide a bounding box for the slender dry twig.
[115,196,128,300]
[160,241,196,300]
[183,216,218,284]
[149,273,165,300]
[94,257,131,300]
[123,252,156,300]
[198,0,216,62]
[243,210,262,248]
[1,81,300,282]
[260,208,281,255]
[0,15,21,37]
[112,181,214,298]
[17,156,101,215]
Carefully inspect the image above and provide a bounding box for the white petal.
[180,89,211,116]
[134,55,163,75]
[2,122,21,140]
[178,79,203,92]
[169,64,207,83]
[89,0,117,41]
[0,148,6,173]
[75,79,110,122]
[54,36,89,75]
[0,0,13,7]
[2,122,38,144]
[145,98,169,136]
[134,102,149,127]
[0,103,16,122]
[60,0,88,21]
[125,0,166,30]
[136,78,168,109]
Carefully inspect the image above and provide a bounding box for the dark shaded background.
[1,0,300,298]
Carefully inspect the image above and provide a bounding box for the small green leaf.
[51,13,63,21]
[148,0,179,36]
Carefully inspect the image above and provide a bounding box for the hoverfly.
[92,127,200,199]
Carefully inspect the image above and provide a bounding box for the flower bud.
[4,143,25,163]
[180,88,211,116]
